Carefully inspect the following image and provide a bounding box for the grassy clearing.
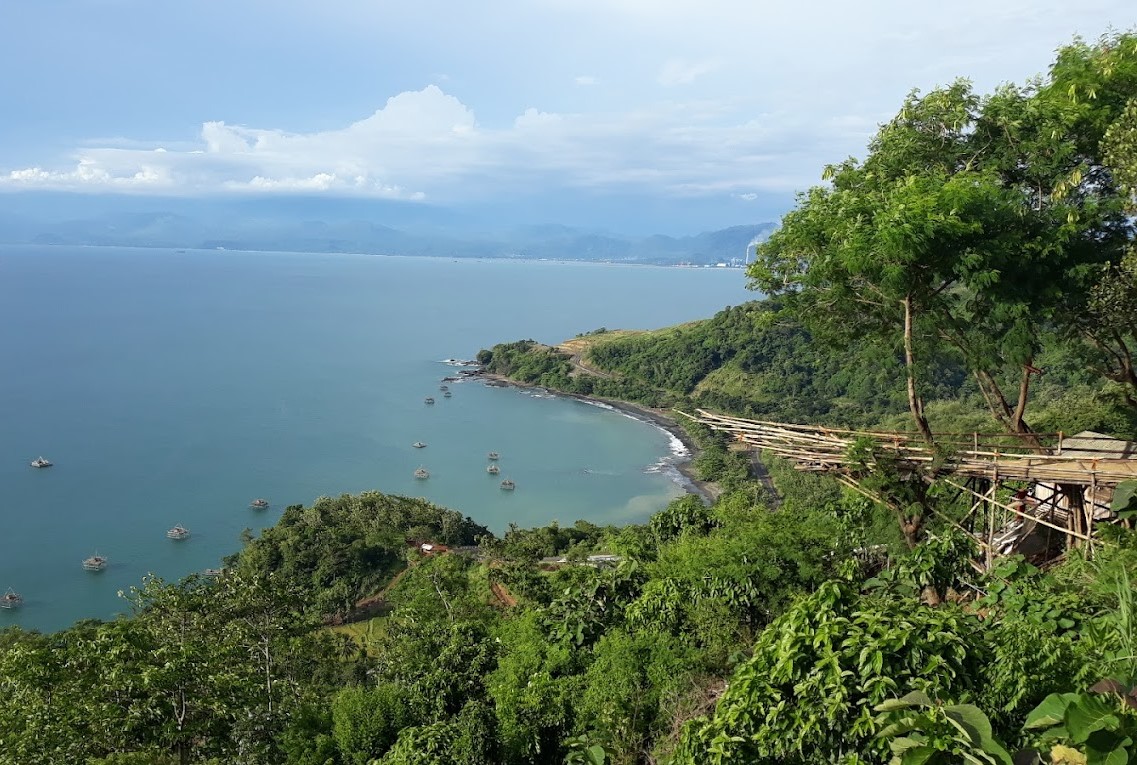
[329,614,390,654]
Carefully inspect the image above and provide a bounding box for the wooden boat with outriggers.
[414,466,430,479]
[487,452,500,460]
[412,441,427,449]
[439,384,450,391]
[1,588,23,609]
[167,524,190,540]
[83,553,107,572]
[500,479,516,491]
[424,396,435,405]
[250,498,270,509]
[487,464,500,475]
[443,390,452,398]
[30,456,52,468]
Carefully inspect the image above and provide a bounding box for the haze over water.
[0,246,750,631]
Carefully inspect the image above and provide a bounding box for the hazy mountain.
[0,192,775,264]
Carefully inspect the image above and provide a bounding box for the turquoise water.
[0,246,749,631]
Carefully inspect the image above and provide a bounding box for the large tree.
[750,33,1137,443]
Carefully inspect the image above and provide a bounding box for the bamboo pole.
[942,478,1092,543]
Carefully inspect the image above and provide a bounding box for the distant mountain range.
[0,193,775,265]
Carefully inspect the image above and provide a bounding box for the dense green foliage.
[233,492,489,617]
[5,30,1137,765]
[480,298,1136,437]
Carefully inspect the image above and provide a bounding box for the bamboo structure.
[680,409,1137,561]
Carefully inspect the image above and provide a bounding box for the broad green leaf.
[1112,481,1137,515]
[1025,693,1077,729]
[1065,696,1120,743]
[947,703,995,742]
[889,735,924,753]
[898,746,937,765]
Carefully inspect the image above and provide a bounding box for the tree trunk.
[974,367,1043,448]
[1010,361,1034,439]
[902,296,935,445]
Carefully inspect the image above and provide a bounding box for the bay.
[0,245,750,631]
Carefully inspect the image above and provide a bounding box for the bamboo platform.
[680,408,1137,560]
[683,410,1137,489]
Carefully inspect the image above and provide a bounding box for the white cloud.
[657,57,723,86]
[2,0,1132,224]
[3,0,1132,207]
[0,85,840,200]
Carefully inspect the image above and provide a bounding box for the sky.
[0,0,1133,233]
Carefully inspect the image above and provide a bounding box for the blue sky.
[0,0,1132,232]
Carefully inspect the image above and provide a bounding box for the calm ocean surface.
[0,245,750,631]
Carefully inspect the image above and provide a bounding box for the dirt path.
[750,453,782,509]
[555,338,616,379]
[338,561,418,624]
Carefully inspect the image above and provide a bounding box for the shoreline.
[477,372,721,504]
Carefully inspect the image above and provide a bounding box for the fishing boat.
[83,553,107,572]
[167,524,190,540]
[500,479,516,491]
[412,441,427,448]
[487,452,500,460]
[250,498,270,509]
[439,384,450,391]
[424,397,435,405]
[414,467,430,479]
[30,456,52,468]
[443,391,452,398]
[487,464,500,475]
[0,588,23,609]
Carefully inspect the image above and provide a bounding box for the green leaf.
[585,744,607,765]
[1083,729,1131,765]
[899,746,937,765]
[1025,693,1077,729]
[877,692,932,713]
[947,704,995,741]
[1112,481,1137,515]
[1065,696,1120,743]
[890,735,925,753]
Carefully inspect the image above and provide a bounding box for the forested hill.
[480,300,1137,437]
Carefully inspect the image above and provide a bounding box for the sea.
[0,245,751,631]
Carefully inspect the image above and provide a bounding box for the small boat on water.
[424,397,435,405]
[414,467,430,479]
[0,588,23,609]
[83,553,107,572]
[500,479,516,491]
[487,452,500,460]
[412,441,427,448]
[439,384,450,391]
[487,464,500,475]
[443,391,452,398]
[30,456,52,468]
[167,525,190,540]
[250,499,270,509]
